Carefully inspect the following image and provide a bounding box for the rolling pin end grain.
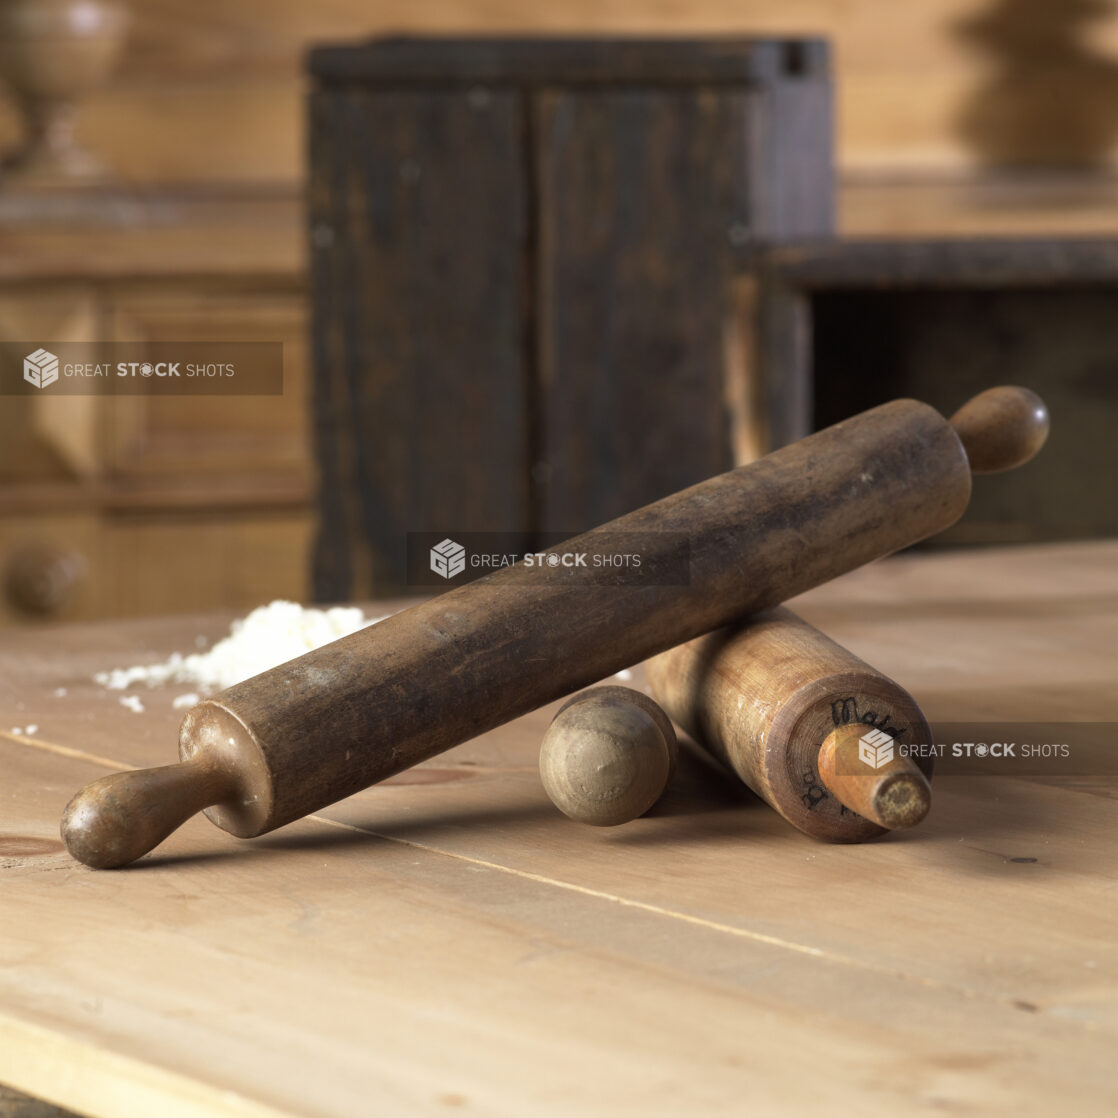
[870,770,933,830]
[539,686,677,827]
[818,724,932,832]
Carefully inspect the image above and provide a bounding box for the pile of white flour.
[94,600,385,707]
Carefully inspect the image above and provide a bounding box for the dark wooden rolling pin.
[646,607,935,842]
[61,386,1048,867]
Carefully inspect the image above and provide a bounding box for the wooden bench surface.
[0,541,1115,1117]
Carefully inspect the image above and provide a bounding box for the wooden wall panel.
[2,1,1116,192]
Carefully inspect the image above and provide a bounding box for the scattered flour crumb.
[172,692,201,710]
[24,724,38,735]
[54,687,67,698]
[10,727,22,735]
[120,695,145,714]
[613,668,634,681]
[94,601,385,701]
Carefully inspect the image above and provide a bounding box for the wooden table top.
[1,541,1115,1117]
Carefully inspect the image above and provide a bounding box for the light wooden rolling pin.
[61,386,1047,867]
[539,686,679,826]
[646,607,935,842]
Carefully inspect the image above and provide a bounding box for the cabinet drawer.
[0,510,312,628]
[106,286,310,487]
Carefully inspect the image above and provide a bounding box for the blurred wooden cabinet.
[309,37,834,595]
[0,190,313,626]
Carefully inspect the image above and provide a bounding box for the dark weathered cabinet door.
[534,89,750,531]
[309,88,530,596]
[309,38,833,594]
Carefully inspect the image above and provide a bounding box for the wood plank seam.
[0,731,131,773]
[302,813,1010,1008]
[10,726,1107,1025]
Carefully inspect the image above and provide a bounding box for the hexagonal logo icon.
[857,727,895,769]
[430,537,466,580]
[24,348,59,389]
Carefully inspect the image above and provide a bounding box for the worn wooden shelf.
[0,187,305,283]
[839,171,1118,239]
[760,235,1118,288]
[0,540,1115,1116]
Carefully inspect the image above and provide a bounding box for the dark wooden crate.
[308,36,833,594]
[755,238,1118,545]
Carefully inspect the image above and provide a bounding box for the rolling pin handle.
[539,686,678,827]
[817,724,932,831]
[949,385,1049,474]
[60,759,237,869]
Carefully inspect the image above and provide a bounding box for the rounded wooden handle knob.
[4,542,87,616]
[950,385,1049,474]
[817,724,931,830]
[539,686,678,827]
[60,760,237,869]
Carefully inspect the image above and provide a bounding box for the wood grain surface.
[0,541,1116,1117]
[534,86,745,531]
[309,85,530,597]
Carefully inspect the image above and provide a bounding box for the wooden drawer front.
[106,287,310,489]
[0,511,312,627]
[99,510,312,619]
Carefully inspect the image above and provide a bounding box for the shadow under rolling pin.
[61,386,1046,867]
[645,607,934,842]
